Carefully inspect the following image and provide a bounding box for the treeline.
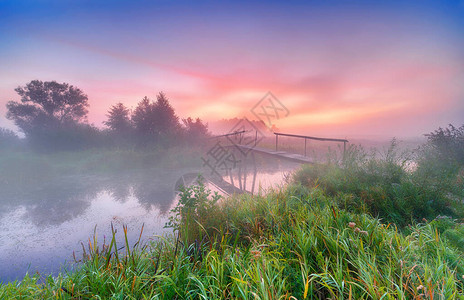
[1,80,209,151]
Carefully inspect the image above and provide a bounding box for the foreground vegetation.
[1,125,463,299]
[293,141,464,229]
[1,179,463,299]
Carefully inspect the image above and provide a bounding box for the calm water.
[0,155,300,282]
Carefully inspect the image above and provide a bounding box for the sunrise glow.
[1,0,463,138]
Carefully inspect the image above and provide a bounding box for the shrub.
[293,139,464,228]
[0,127,21,149]
[166,176,222,244]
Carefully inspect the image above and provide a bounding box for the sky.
[1,0,463,138]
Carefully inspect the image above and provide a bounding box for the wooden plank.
[274,132,348,143]
[233,145,314,164]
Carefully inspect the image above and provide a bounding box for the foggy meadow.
[1,0,464,298]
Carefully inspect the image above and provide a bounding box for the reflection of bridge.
[175,172,250,196]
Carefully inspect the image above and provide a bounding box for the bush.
[26,123,105,151]
[425,124,464,165]
[166,176,222,244]
[293,139,464,228]
[0,127,21,149]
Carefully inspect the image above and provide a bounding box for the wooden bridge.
[273,132,348,156]
[186,130,350,195]
[212,130,348,164]
[233,144,314,164]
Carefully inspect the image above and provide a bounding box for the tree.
[182,117,209,141]
[6,80,89,136]
[155,92,180,136]
[131,92,181,140]
[132,96,157,136]
[104,102,132,133]
[5,80,92,150]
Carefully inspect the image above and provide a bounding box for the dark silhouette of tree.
[182,117,209,141]
[132,96,157,136]
[155,92,180,137]
[5,80,97,150]
[131,92,181,143]
[6,80,89,136]
[104,102,132,133]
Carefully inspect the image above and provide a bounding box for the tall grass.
[2,178,463,299]
[293,140,464,228]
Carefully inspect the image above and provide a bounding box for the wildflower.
[250,250,261,260]
[360,230,368,236]
[354,227,360,233]
[422,218,427,223]
[348,222,356,228]
[417,285,424,291]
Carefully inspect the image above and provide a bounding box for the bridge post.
[343,141,347,160]
[304,138,307,157]
[275,134,278,151]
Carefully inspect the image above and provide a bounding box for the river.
[0,153,300,282]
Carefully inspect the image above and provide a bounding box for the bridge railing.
[208,130,246,140]
[274,132,349,157]
[209,130,261,146]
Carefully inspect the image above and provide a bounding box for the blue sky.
[1,0,463,137]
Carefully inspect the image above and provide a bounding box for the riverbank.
[0,145,206,180]
[0,143,301,283]
[1,136,463,298]
[0,145,205,283]
[1,164,463,298]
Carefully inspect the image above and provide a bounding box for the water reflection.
[0,169,184,282]
[0,171,184,228]
[200,147,299,195]
[22,178,99,226]
[0,155,300,282]
[133,177,175,214]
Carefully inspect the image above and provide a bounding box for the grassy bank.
[1,130,463,298]
[0,145,205,186]
[293,142,464,229]
[1,173,463,299]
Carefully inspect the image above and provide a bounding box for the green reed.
[1,170,463,299]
